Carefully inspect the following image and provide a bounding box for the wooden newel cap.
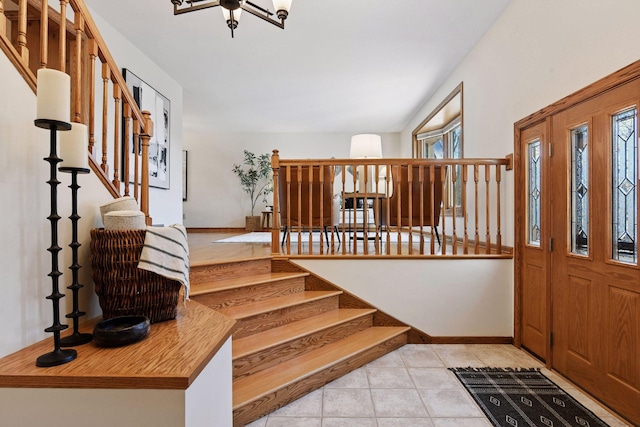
[141,110,153,138]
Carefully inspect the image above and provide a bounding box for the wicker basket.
[90,228,181,323]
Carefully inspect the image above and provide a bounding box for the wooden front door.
[550,78,640,424]
[518,120,550,361]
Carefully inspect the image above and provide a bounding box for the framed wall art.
[123,69,171,189]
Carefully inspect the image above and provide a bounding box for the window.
[412,83,463,209]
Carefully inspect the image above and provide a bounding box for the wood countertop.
[0,301,236,390]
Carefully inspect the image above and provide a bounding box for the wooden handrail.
[1,0,152,222]
[272,153,512,258]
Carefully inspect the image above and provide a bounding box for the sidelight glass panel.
[612,108,637,264]
[571,125,589,255]
[527,139,541,246]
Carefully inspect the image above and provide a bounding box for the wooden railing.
[0,0,152,223]
[272,150,513,257]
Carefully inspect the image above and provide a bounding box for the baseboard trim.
[187,227,246,233]
[429,336,513,344]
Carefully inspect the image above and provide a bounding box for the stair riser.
[232,296,339,339]
[192,277,305,310]
[233,314,374,379]
[190,258,271,285]
[232,333,408,426]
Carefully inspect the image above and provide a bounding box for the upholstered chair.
[279,164,340,245]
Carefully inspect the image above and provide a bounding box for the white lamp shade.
[222,6,242,22]
[59,123,88,169]
[36,68,70,124]
[272,0,292,13]
[350,134,382,158]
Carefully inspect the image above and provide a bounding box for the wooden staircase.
[190,256,413,426]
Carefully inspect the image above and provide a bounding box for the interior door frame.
[513,59,640,361]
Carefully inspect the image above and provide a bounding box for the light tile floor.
[244,344,630,427]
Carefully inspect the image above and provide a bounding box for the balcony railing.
[1,0,152,222]
[271,150,512,258]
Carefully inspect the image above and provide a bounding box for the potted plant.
[232,150,273,231]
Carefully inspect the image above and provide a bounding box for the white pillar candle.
[36,68,70,124]
[60,123,88,169]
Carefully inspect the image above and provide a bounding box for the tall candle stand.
[34,118,77,367]
[59,166,93,347]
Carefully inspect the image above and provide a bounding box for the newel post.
[140,110,153,225]
[271,149,280,254]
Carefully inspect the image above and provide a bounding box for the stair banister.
[1,0,153,222]
[72,0,154,222]
[272,156,511,257]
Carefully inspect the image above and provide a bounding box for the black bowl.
[93,315,150,347]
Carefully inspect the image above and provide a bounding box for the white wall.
[0,53,109,357]
[296,259,513,337]
[90,10,184,226]
[183,131,401,227]
[185,338,233,427]
[402,0,640,246]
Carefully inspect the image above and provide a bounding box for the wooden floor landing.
[188,230,512,263]
[188,231,272,265]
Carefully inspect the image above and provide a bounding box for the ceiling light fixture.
[170,0,292,38]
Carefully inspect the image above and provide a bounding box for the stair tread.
[190,272,308,296]
[233,326,410,408]
[219,290,342,320]
[233,308,377,359]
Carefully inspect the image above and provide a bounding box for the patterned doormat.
[450,368,610,427]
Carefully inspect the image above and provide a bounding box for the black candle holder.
[34,118,77,367]
[59,166,93,347]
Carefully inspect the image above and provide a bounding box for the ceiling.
[84,0,512,133]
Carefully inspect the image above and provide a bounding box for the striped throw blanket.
[138,224,190,300]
